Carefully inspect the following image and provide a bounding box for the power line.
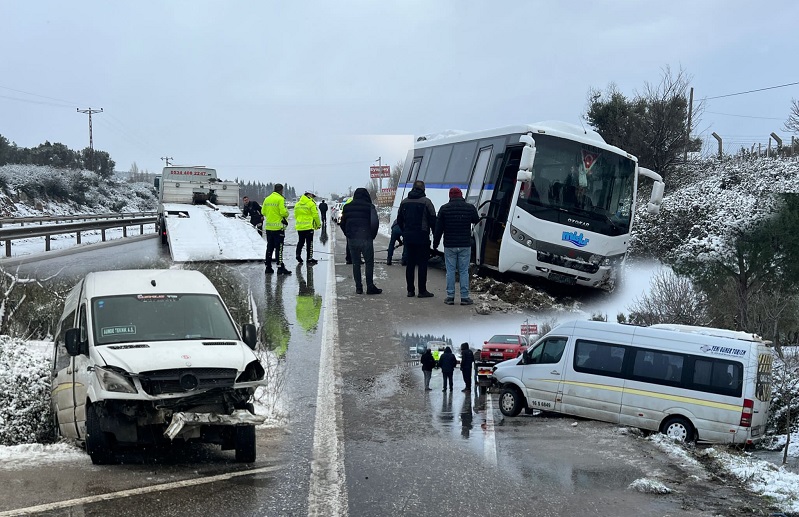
[705,110,784,121]
[0,94,74,108]
[0,85,83,106]
[704,81,799,100]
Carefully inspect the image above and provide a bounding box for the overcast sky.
[2,1,798,198]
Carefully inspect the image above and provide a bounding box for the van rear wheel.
[661,416,695,443]
[499,387,524,417]
[86,404,115,465]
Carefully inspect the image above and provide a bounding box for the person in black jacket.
[420,348,435,391]
[340,188,382,295]
[438,346,457,392]
[459,342,475,392]
[318,199,328,228]
[398,180,436,298]
[434,187,480,305]
[242,196,263,231]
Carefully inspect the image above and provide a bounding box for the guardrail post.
[5,240,10,257]
[46,235,51,252]
[76,231,81,244]
[139,223,144,234]
[101,229,106,241]
[123,226,128,238]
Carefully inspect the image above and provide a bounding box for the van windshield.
[92,293,239,345]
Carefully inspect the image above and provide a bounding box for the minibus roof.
[649,324,766,344]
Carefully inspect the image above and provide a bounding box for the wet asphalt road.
[0,223,777,516]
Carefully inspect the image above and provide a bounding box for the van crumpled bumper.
[164,409,266,440]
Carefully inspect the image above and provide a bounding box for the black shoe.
[356,287,364,294]
[460,298,474,305]
[308,259,319,265]
[276,266,292,275]
[442,388,446,392]
[296,256,303,264]
[346,260,352,265]
[400,261,407,266]
[265,266,274,274]
[366,286,382,295]
[407,291,415,297]
[444,297,455,305]
[386,260,392,266]
[418,291,434,298]
[425,387,432,391]
[461,388,469,392]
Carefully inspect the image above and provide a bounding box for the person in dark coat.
[397,180,436,298]
[420,348,435,391]
[340,188,382,295]
[438,346,457,392]
[242,196,263,230]
[318,199,328,228]
[459,342,475,392]
[434,187,480,305]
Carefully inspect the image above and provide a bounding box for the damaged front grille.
[138,368,237,396]
[537,251,599,274]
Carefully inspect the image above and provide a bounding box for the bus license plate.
[548,272,576,285]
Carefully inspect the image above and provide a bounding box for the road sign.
[370,165,391,178]
[521,324,538,334]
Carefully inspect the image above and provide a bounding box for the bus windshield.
[92,293,240,345]
[515,134,636,236]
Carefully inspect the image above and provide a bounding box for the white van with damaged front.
[51,269,267,464]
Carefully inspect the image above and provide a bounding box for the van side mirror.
[154,177,161,189]
[242,324,257,350]
[64,328,87,356]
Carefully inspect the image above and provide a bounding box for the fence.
[0,212,158,257]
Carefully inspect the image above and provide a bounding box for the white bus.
[390,122,665,290]
[492,320,774,444]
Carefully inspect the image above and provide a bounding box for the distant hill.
[0,164,158,217]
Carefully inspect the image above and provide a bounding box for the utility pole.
[77,107,103,171]
[684,87,693,163]
[161,156,174,167]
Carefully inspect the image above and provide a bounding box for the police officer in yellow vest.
[261,183,292,275]
[294,190,322,266]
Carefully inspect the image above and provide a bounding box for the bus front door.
[480,146,522,268]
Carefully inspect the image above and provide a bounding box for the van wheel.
[86,404,115,465]
[235,425,256,463]
[660,416,695,443]
[499,387,524,417]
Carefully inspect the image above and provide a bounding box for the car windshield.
[488,335,520,344]
[92,293,239,345]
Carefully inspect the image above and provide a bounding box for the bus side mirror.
[65,328,87,356]
[154,177,160,189]
[242,324,257,350]
[647,180,665,215]
[518,143,536,174]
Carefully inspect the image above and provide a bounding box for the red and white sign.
[370,165,391,178]
[581,150,600,171]
[381,188,396,194]
[521,324,538,334]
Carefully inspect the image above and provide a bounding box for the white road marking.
[0,465,283,516]
[484,395,498,466]
[307,230,348,517]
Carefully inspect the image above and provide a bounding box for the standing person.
[398,180,436,298]
[438,346,457,392]
[386,218,408,266]
[294,190,321,266]
[242,196,263,231]
[342,196,353,264]
[261,184,292,275]
[318,199,328,228]
[459,342,475,392]
[433,186,480,305]
[420,347,435,391]
[340,188,382,295]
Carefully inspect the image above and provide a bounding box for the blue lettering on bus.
[562,231,589,247]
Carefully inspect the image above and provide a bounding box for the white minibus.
[492,320,773,444]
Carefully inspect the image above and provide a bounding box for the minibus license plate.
[548,272,576,285]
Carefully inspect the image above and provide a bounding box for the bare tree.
[390,159,404,190]
[783,98,799,134]
[771,347,799,465]
[626,268,709,326]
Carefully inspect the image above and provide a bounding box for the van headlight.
[94,366,138,394]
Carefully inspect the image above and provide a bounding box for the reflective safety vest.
[294,195,321,231]
[261,191,289,231]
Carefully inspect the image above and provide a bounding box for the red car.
[478,334,528,363]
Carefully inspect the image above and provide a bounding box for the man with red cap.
[433,186,480,305]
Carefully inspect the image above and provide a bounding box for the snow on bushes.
[0,336,54,446]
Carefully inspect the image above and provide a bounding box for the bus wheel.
[660,416,695,443]
[86,404,115,465]
[499,387,523,417]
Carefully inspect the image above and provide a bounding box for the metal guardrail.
[0,212,158,257]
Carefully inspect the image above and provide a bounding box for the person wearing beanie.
[340,188,382,295]
[433,186,479,305]
[397,180,437,298]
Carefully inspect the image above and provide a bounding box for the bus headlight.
[94,366,138,394]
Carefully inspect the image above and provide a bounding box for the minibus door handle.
[550,370,560,375]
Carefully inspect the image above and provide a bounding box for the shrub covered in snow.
[0,336,54,446]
